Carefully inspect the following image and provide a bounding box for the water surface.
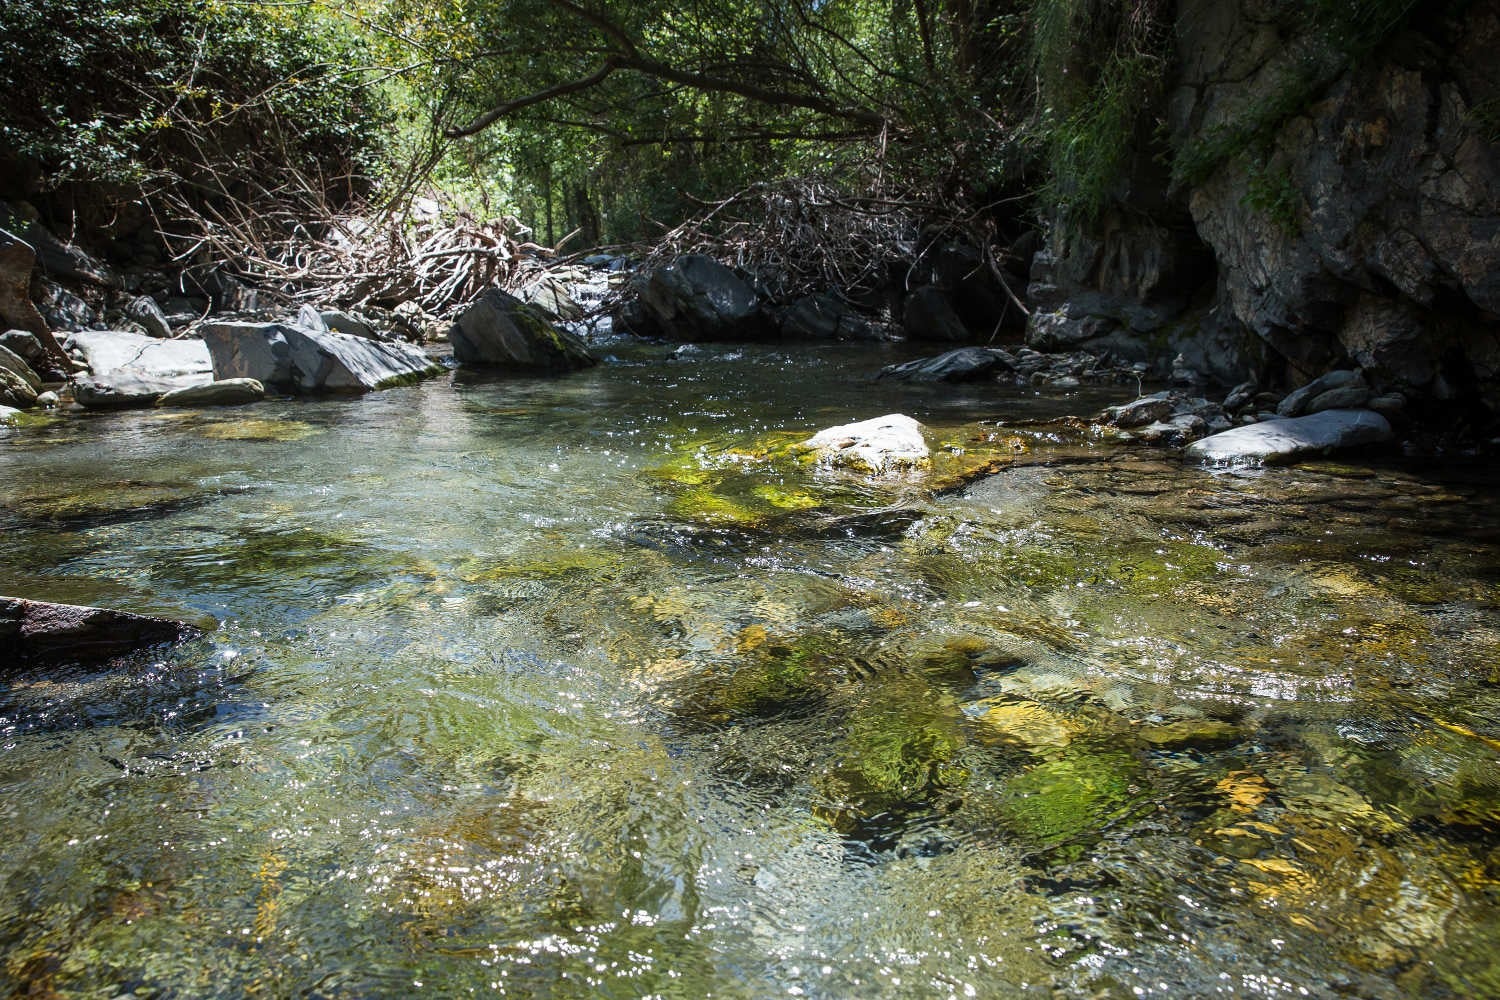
[2,343,1498,998]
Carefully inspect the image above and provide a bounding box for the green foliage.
[0,0,389,211]
[1242,158,1302,235]
[374,0,1034,243]
[1030,0,1169,219]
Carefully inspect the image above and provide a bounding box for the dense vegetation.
[0,0,1432,253]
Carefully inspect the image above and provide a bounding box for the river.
[2,341,1498,997]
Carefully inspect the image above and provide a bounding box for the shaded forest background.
[0,0,1428,253]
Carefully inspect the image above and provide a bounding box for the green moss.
[666,487,765,527]
[816,678,967,827]
[995,748,1143,858]
[9,480,214,526]
[198,419,320,442]
[458,547,616,583]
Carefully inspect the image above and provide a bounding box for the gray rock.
[799,413,931,476]
[878,347,1014,382]
[640,254,765,340]
[37,279,100,331]
[1185,409,1394,465]
[519,276,584,322]
[200,320,445,392]
[1305,384,1372,414]
[64,330,213,380]
[1222,380,1258,411]
[1368,392,1407,419]
[1136,412,1208,445]
[903,286,970,342]
[779,293,875,341]
[318,310,377,340]
[0,330,45,365]
[156,378,266,408]
[0,404,19,425]
[35,390,58,407]
[0,595,202,668]
[1276,370,1366,417]
[1105,393,1176,429]
[124,295,172,339]
[0,367,36,409]
[72,372,201,409]
[0,343,41,390]
[449,288,596,371]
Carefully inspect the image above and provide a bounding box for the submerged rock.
[799,413,931,476]
[200,320,444,392]
[0,596,203,667]
[449,288,595,371]
[1185,409,1393,465]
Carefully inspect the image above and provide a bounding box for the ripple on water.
[0,349,1498,997]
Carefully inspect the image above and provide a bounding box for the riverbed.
[2,342,1498,998]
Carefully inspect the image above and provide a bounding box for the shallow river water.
[2,342,1499,998]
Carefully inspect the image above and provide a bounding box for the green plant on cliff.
[1029,0,1171,219]
[1169,0,1426,191]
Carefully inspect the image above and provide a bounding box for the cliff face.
[1030,0,1500,425]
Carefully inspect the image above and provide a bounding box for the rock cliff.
[1030,0,1500,429]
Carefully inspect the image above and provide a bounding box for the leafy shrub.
[0,0,389,217]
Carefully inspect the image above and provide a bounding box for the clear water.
[2,342,1498,998]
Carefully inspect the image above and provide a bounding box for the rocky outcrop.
[639,254,767,340]
[0,596,203,668]
[1177,1,1500,409]
[1029,2,1500,429]
[449,288,596,371]
[201,318,444,392]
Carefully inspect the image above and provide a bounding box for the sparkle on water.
[2,341,1499,998]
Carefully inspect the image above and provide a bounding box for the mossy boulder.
[450,288,596,372]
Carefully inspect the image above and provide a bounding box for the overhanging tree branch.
[447,57,622,137]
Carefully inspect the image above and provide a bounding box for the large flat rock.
[1185,409,1393,465]
[200,321,443,392]
[65,330,212,379]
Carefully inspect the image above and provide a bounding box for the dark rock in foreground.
[0,596,204,667]
[1185,409,1393,466]
[450,288,596,371]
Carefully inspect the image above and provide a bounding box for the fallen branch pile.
[633,178,923,304]
[160,195,556,319]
